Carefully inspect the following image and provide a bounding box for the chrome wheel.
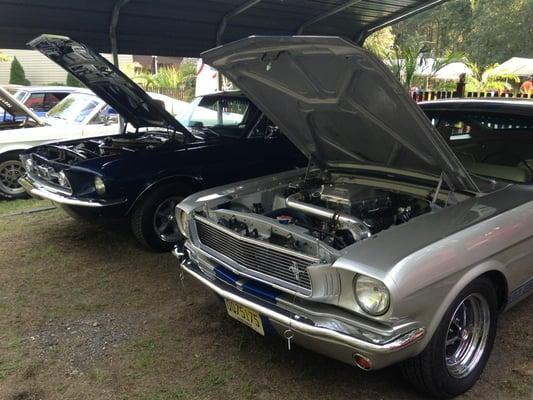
[0,159,25,196]
[152,196,182,243]
[445,293,491,379]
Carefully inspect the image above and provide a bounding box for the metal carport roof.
[0,0,447,57]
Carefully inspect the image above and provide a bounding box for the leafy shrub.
[9,57,30,85]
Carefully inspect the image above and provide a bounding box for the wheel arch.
[422,261,508,348]
[0,147,28,160]
[127,175,205,215]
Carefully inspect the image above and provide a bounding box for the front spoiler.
[19,176,126,208]
[174,247,427,370]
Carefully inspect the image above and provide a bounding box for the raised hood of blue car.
[202,36,479,193]
[28,34,191,137]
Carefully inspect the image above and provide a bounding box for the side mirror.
[105,113,119,126]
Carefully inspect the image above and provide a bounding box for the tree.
[0,52,10,62]
[127,58,198,101]
[392,0,533,71]
[364,27,395,58]
[9,57,30,85]
[66,72,84,87]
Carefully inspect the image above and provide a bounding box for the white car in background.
[0,87,185,199]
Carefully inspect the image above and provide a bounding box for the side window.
[432,111,533,141]
[188,96,252,137]
[24,93,45,111]
[43,92,69,112]
[89,105,116,125]
[211,98,249,127]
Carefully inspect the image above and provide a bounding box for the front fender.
[0,145,32,157]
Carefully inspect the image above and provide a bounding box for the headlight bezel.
[94,176,106,195]
[24,158,34,172]
[58,170,70,189]
[354,274,390,316]
[176,208,190,238]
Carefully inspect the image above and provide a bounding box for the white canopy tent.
[415,59,472,81]
[488,57,533,77]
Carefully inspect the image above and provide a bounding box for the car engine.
[32,133,172,165]
[208,177,434,253]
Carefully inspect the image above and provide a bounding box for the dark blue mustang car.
[19,35,305,251]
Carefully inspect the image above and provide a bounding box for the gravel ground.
[0,203,531,400]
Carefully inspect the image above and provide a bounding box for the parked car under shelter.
[176,36,533,399]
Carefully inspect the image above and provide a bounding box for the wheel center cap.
[461,329,469,341]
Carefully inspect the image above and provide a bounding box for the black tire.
[401,277,498,399]
[130,183,190,252]
[0,153,28,199]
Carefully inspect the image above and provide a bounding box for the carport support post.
[215,0,262,92]
[110,0,131,133]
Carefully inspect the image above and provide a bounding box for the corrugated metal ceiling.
[0,0,447,56]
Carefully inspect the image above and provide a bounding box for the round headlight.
[176,209,190,238]
[354,275,390,316]
[58,170,70,188]
[94,176,106,195]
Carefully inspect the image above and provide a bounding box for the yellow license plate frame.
[225,299,265,336]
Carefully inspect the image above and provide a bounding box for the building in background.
[132,55,183,74]
[0,49,133,85]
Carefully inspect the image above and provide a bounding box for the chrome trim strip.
[178,252,426,355]
[19,176,126,208]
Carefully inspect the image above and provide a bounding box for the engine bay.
[203,176,436,255]
[32,132,173,165]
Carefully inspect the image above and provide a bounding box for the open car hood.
[28,35,191,136]
[202,36,478,193]
[0,86,45,126]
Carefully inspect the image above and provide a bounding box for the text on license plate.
[225,299,265,336]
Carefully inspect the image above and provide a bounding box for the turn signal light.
[354,354,372,370]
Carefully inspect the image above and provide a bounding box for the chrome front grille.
[26,154,67,192]
[195,218,315,295]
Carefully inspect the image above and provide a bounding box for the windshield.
[47,93,101,124]
[179,95,252,137]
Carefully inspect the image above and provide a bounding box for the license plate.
[225,299,264,336]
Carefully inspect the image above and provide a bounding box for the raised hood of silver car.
[0,86,44,126]
[28,34,191,136]
[202,36,478,193]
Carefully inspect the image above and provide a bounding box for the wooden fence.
[412,90,533,102]
[141,87,185,100]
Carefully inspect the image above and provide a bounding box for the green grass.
[0,198,51,216]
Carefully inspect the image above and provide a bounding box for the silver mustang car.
[174,36,533,398]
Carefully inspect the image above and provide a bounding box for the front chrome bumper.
[173,246,427,370]
[19,176,126,208]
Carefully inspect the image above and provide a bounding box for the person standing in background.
[520,75,533,96]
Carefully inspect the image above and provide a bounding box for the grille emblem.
[288,262,301,281]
